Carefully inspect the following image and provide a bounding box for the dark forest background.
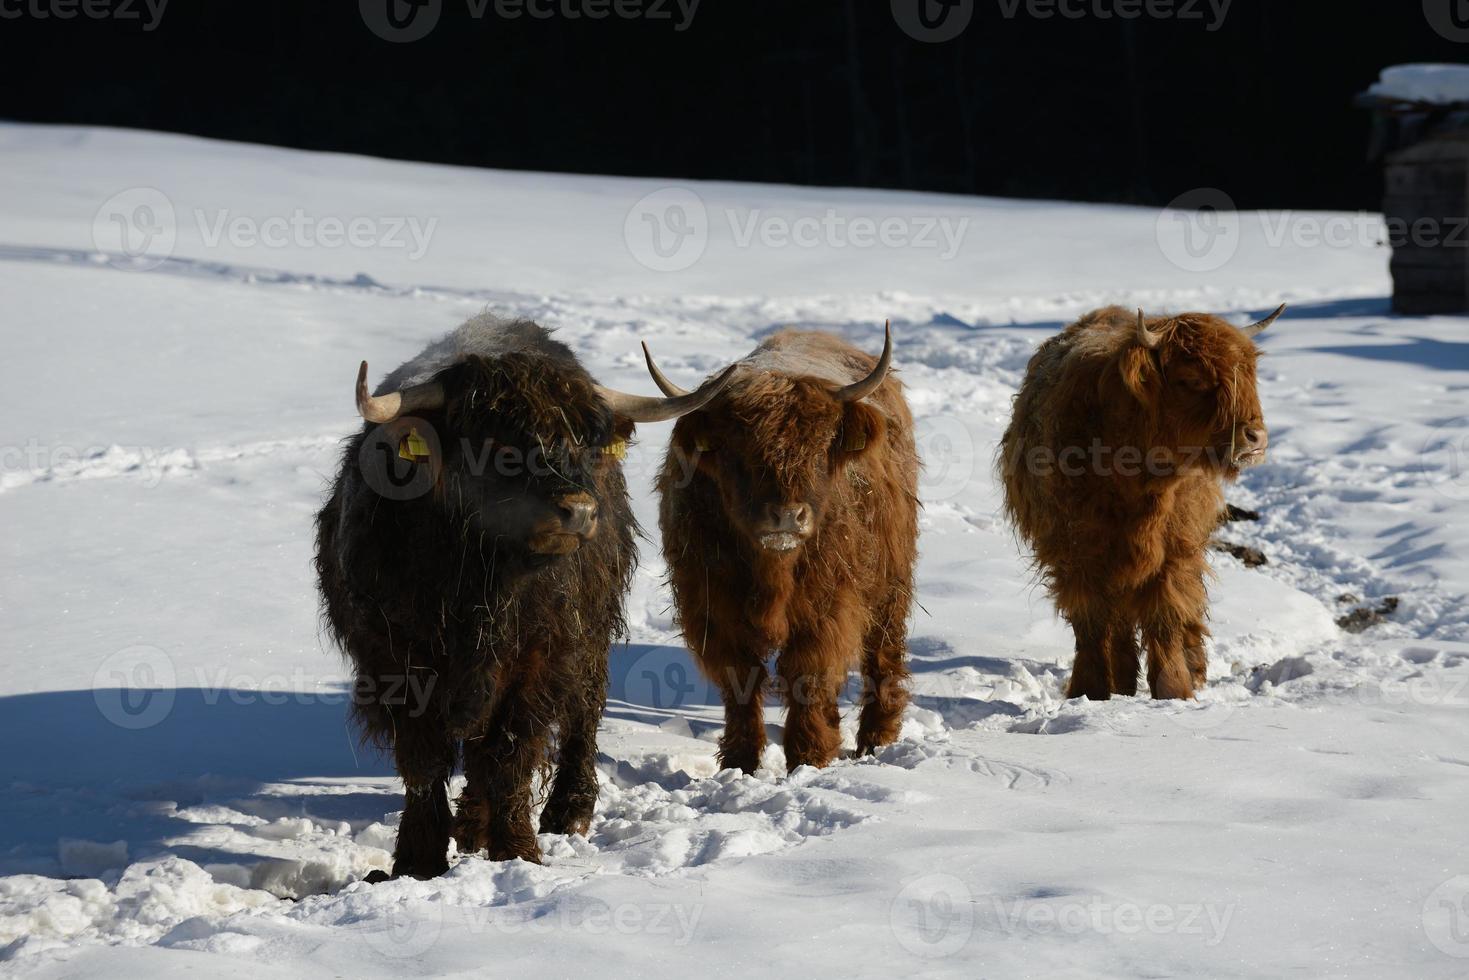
[0,1,1461,209]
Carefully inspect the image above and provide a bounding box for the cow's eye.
[1172,368,1213,392]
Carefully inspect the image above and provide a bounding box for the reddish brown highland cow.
[999,304,1284,701]
[652,326,920,773]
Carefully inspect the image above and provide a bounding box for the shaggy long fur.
[315,316,635,877]
[999,306,1268,701]
[657,330,920,773]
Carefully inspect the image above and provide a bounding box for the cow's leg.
[1182,619,1211,691]
[1065,610,1114,701]
[1141,620,1195,700]
[459,718,548,863]
[459,663,552,864]
[388,717,456,879]
[1106,619,1141,697]
[685,612,768,774]
[712,654,769,775]
[540,648,606,837]
[778,632,849,772]
[1140,563,1207,700]
[856,591,911,756]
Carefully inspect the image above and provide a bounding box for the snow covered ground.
[2,124,1468,978]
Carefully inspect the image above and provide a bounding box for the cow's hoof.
[538,807,593,837]
[363,869,392,885]
[389,859,449,880]
[484,838,543,865]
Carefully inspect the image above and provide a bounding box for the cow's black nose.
[768,503,812,533]
[556,493,598,536]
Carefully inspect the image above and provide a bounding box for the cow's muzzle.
[1233,424,1268,467]
[757,503,813,553]
[529,492,599,555]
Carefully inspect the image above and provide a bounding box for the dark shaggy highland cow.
[652,326,920,774]
[315,315,732,877]
[999,304,1285,701]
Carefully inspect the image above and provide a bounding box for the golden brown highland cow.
[999,304,1285,701]
[651,326,920,773]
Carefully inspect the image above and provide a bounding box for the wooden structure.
[1359,92,1469,314]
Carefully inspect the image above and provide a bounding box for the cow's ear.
[673,412,722,473]
[1117,345,1160,406]
[836,401,886,463]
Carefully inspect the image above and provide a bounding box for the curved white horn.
[1136,309,1164,350]
[356,361,446,424]
[641,341,691,398]
[1244,303,1287,338]
[595,363,738,423]
[833,321,893,403]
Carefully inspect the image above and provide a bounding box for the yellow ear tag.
[694,437,712,453]
[603,438,627,460]
[844,430,867,452]
[398,428,432,462]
